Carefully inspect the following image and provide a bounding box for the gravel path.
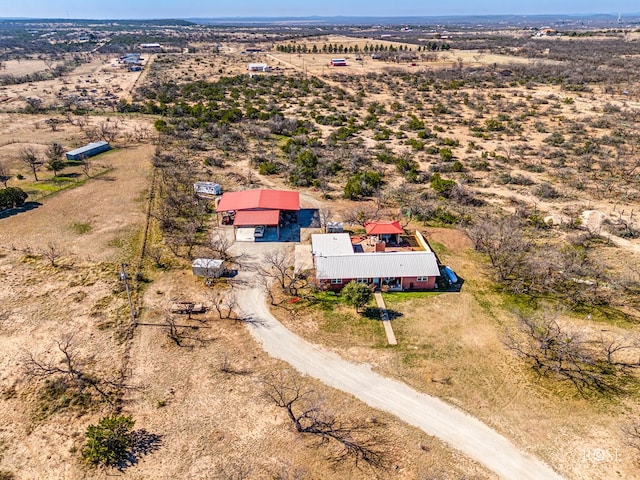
[236,277,564,480]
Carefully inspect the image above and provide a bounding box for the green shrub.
[82,415,135,467]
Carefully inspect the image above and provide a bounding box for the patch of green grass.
[304,290,345,311]
[319,303,386,345]
[382,291,439,307]
[70,222,92,234]
[572,304,639,328]
[428,240,452,258]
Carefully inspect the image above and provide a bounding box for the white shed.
[192,258,224,278]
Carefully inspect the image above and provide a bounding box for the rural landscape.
[1,12,640,480]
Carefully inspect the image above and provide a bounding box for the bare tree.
[18,147,43,181]
[23,333,118,403]
[98,120,120,143]
[505,310,640,396]
[343,204,381,227]
[0,160,10,187]
[39,242,65,267]
[211,291,241,320]
[467,215,532,284]
[318,207,333,233]
[621,421,640,456]
[80,156,91,178]
[262,370,387,468]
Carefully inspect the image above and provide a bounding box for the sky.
[1,0,638,19]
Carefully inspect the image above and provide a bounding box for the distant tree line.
[276,42,450,54]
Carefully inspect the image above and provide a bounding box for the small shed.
[247,63,271,72]
[326,222,344,233]
[65,141,110,161]
[192,258,224,278]
[194,181,222,196]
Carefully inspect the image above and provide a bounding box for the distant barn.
[65,141,110,161]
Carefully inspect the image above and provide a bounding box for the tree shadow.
[0,201,42,220]
[362,307,404,321]
[120,429,162,470]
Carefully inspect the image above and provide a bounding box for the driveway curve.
[237,282,564,480]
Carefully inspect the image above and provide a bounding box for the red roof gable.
[216,189,300,212]
[365,221,403,235]
[233,209,280,226]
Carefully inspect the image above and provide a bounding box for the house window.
[331,278,342,285]
[416,276,429,282]
[356,278,368,284]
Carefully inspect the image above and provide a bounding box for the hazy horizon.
[1,0,639,20]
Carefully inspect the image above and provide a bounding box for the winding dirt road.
[235,271,564,480]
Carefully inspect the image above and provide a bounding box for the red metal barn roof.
[216,189,300,212]
[365,221,403,235]
[233,209,280,226]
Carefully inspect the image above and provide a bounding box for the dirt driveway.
[228,240,564,480]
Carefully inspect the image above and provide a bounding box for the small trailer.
[170,302,207,314]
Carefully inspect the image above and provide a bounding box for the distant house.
[311,232,440,291]
[247,63,271,72]
[140,43,161,49]
[330,58,348,67]
[245,48,262,53]
[65,141,110,161]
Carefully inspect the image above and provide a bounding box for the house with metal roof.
[311,232,440,291]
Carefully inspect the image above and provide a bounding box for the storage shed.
[65,141,110,161]
[192,258,224,278]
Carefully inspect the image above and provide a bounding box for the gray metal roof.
[192,258,224,269]
[311,233,353,256]
[315,252,440,280]
[66,141,109,156]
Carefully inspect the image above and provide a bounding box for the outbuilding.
[194,181,222,197]
[216,189,300,241]
[365,221,403,245]
[192,258,224,278]
[65,141,110,161]
[330,58,348,66]
[247,63,271,72]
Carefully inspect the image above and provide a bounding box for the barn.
[65,141,110,161]
[216,189,300,241]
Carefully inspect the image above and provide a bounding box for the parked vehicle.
[254,225,265,238]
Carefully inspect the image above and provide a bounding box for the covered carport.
[216,189,300,242]
[233,209,281,241]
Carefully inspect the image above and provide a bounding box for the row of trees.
[276,42,450,54]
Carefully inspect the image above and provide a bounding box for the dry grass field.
[2,23,640,480]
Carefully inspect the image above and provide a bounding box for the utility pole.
[120,263,136,326]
